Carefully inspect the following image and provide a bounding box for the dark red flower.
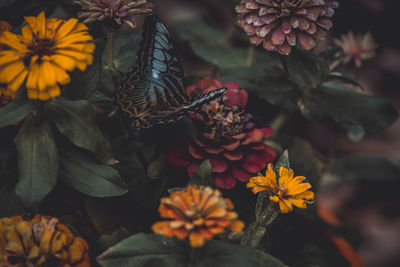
[168,78,276,189]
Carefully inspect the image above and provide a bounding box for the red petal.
[261,127,274,137]
[262,145,277,163]
[297,31,315,50]
[188,162,201,177]
[249,143,265,150]
[198,77,222,90]
[241,137,252,146]
[222,141,240,151]
[186,85,197,95]
[189,144,206,160]
[241,151,268,173]
[271,26,285,45]
[210,158,228,173]
[214,172,237,189]
[196,139,207,147]
[232,133,246,140]
[223,151,244,161]
[222,82,239,90]
[248,128,264,142]
[231,165,252,182]
[167,149,190,167]
[204,147,224,154]
[239,89,248,108]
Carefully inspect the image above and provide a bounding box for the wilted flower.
[0,215,90,266]
[247,163,314,213]
[0,12,95,101]
[167,78,276,189]
[75,0,154,28]
[152,185,244,248]
[334,31,377,67]
[0,21,12,51]
[235,0,339,55]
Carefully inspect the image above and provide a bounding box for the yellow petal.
[48,85,60,98]
[0,50,20,67]
[76,60,88,71]
[269,195,280,203]
[295,190,314,200]
[288,198,307,209]
[0,31,27,52]
[55,18,79,41]
[0,61,24,83]
[26,63,40,90]
[21,25,33,42]
[27,88,39,99]
[251,187,267,194]
[287,183,311,196]
[36,11,47,39]
[51,62,70,85]
[51,54,76,71]
[189,231,205,248]
[42,60,57,86]
[57,49,88,61]
[37,63,48,91]
[8,69,28,92]
[279,199,292,213]
[38,91,50,101]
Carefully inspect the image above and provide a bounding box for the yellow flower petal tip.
[0,13,94,101]
[247,163,315,213]
[152,185,244,248]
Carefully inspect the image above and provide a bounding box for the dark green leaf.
[188,160,214,187]
[327,155,400,182]
[14,117,58,207]
[88,90,115,113]
[282,48,329,89]
[318,46,345,70]
[220,67,299,112]
[274,150,290,170]
[97,233,285,267]
[173,18,279,69]
[45,97,113,163]
[327,72,364,90]
[302,82,398,135]
[59,144,128,197]
[288,138,323,189]
[0,92,40,128]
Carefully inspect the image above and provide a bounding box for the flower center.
[275,0,307,17]
[200,100,246,139]
[277,185,288,197]
[25,38,55,65]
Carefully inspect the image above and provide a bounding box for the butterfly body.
[115,16,226,129]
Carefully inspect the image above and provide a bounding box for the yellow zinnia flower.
[247,163,314,213]
[0,12,95,101]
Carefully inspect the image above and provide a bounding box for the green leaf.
[59,144,128,197]
[282,48,329,89]
[274,150,290,170]
[0,93,40,128]
[318,46,345,70]
[188,160,214,187]
[14,117,58,207]
[220,67,299,112]
[97,233,285,267]
[88,90,115,113]
[173,18,279,69]
[45,97,113,163]
[327,72,364,90]
[302,82,398,135]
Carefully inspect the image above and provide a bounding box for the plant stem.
[106,29,116,70]
[246,46,255,67]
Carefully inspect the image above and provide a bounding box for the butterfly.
[115,15,226,129]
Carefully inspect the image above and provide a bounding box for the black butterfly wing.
[116,15,226,129]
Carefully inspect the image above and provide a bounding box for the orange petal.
[189,231,205,248]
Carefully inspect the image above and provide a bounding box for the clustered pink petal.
[167,78,276,189]
[235,0,339,55]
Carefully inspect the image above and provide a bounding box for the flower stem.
[106,29,116,70]
[246,46,255,67]
[240,192,280,248]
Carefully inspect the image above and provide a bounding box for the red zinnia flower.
[167,78,276,189]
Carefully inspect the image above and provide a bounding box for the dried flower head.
[334,31,377,67]
[0,215,90,266]
[152,185,244,248]
[75,0,154,28]
[235,0,339,55]
[0,12,95,101]
[247,163,314,213]
[167,78,276,189]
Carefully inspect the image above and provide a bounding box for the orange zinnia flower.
[0,214,90,266]
[0,12,95,101]
[152,185,244,248]
[247,163,314,213]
